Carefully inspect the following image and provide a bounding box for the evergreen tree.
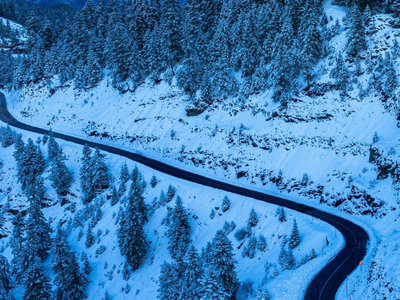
[49,145,73,197]
[118,162,130,197]
[200,268,229,300]
[277,207,287,223]
[0,255,12,298]
[330,52,350,92]
[248,208,258,227]
[117,182,148,271]
[91,148,110,196]
[346,4,366,57]
[52,225,88,300]
[157,261,181,300]
[23,257,51,300]
[80,144,93,203]
[166,184,176,203]
[210,230,239,298]
[85,223,95,248]
[10,212,25,281]
[24,200,52,265]
[181,245,203,299]
[111,185,119,206]
[289,219,300,249]
[160,0,183,73]
[166,196,191,262]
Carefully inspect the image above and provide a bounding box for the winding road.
[0,92,368,299]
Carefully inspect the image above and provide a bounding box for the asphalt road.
[0,92,369,299]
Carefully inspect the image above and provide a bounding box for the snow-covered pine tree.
[330,52,350,92]
[111,185,119,206]
[181,245,203,299]
[210,230,239,298]
[248,208,259,227]
[24,200,52,263]
[52,224,88,300]
[10,212,25,282]
[0,255,12,298]
[23,257,51,300]
[289,219,301,249]
[91,148,111,194]
[160,0,183,73]
[346,4,366,57]
[118,162,130,197]
[49,146,73,197]
[200,267,229,300]
[117,182,148,272]
[166,196,191,262]
[157,261,181,300]
[80,144,93,204]
[85,223,95,248]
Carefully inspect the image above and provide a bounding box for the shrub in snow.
[234,228,247,241]
[223,221,236,235]
[221,196,231,212]
[301,173,309,186]
[237,280,254,300]
[210,208,215,219]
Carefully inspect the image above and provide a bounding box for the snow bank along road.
[0,92,369,300]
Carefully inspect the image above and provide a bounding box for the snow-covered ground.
[1,1,400,299]
[0,128,342,299]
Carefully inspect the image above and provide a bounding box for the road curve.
[0,92,368,299]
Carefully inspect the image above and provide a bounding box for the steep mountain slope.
[1,0,400,298]
[0,126,341,299]
[3,2,400,299]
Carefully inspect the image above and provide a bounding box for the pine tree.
[346,4,366,57]
[117,183,148,271]
[150,175,158,188]
[160,0,183,73]
[91,148,110,195]
[52,224,88,300]
[181,245,203,299]
[277,207,287,223]
[200,268,229,300]
[118,163,130,196]
[80,144,93,203]
[10,212,25,282]
[289,219,300,249]
[157,261,181,300]
[85,223,95,248]
[210,230,239,298]
[49,146,73,197]
[23,257,51,300]
[330,52,350,92]
[111,185,119,206]
[24,200,52,262]
[166,196,191,262]
[248,208,259,227]
[166,184,176,203]
[0,255,12,297]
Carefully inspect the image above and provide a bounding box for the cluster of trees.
[0,0,357,103]
[1,131,88,299]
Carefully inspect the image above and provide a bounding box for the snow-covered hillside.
[0,127,341,299]
[1,0,400,299]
